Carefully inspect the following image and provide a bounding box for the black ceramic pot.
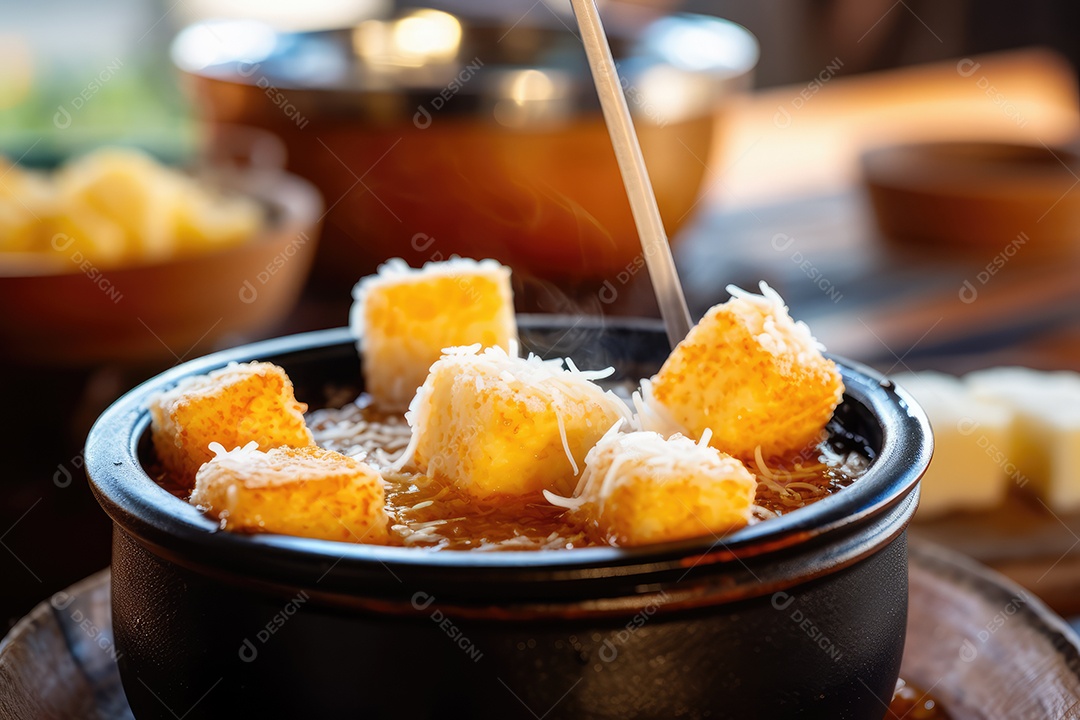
[86,317,931,720]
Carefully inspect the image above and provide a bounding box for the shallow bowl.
[0,169,322,366]
[862,141,1080,259]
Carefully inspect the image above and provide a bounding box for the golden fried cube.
[191,443,388,543]
[646,282,843,460]
[558,428,757,545]
[401,345,628,500]
[350,258,516,412]
[149,362,314,487]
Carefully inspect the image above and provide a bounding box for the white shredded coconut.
[554,410,578,476]
[632,378,689,437]
[726,281,827,355]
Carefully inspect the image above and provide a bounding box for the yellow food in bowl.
[0,148,263,267]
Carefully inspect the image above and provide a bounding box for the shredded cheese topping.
[726,281,827,357]
[393,343,630,474]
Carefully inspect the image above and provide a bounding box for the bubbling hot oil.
[303,395,873,551]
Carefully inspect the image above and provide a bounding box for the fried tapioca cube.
[549,425,757,545]
[350,257,517,412]
[148,362,314,487]
[191,443,388,543]
[398,345,630,500]
[644,282,843,460]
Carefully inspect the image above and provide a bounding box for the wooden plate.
[901,539,1080,719]
[2,540,1079,719]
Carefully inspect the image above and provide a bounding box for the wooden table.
[677,48,1080,371]
[673,48,1080,616]
[718,48,1078,210]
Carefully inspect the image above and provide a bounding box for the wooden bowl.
[0,171,322,366]
[862,141,1080,258]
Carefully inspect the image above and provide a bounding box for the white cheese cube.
[967,367,1080,511]
[892,372,1012,518]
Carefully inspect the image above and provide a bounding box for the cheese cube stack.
[399,345,629,500]
[967,367,1080,511]
[350,258,517,412]
[552,426,757,545]
[191,443,388,543]
[149,361,314,487]
[645,282,844,460]
[891,372,1012,518]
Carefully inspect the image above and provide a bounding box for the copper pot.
[171,7,758,294]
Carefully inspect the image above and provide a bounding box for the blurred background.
[4,0,1080,633]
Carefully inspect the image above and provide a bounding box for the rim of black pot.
[86,317,931,595]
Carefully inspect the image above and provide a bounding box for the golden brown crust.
[569,430,757,546]
[649,291,844,460]
[353,259,516,412]
[406,347,628,500]
[148,362,314,487]
[191,445,388,544]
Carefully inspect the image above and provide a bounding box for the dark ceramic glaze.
[85,317,931,719]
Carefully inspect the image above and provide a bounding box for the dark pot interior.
[86,316,931,719]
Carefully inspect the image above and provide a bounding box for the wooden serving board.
[3,541,1079,719]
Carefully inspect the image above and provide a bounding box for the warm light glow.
[494,69,569,129]
[352,20,390,65]
[393,10,462,61]
[353,9,462,69]
[510,69,557,105]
